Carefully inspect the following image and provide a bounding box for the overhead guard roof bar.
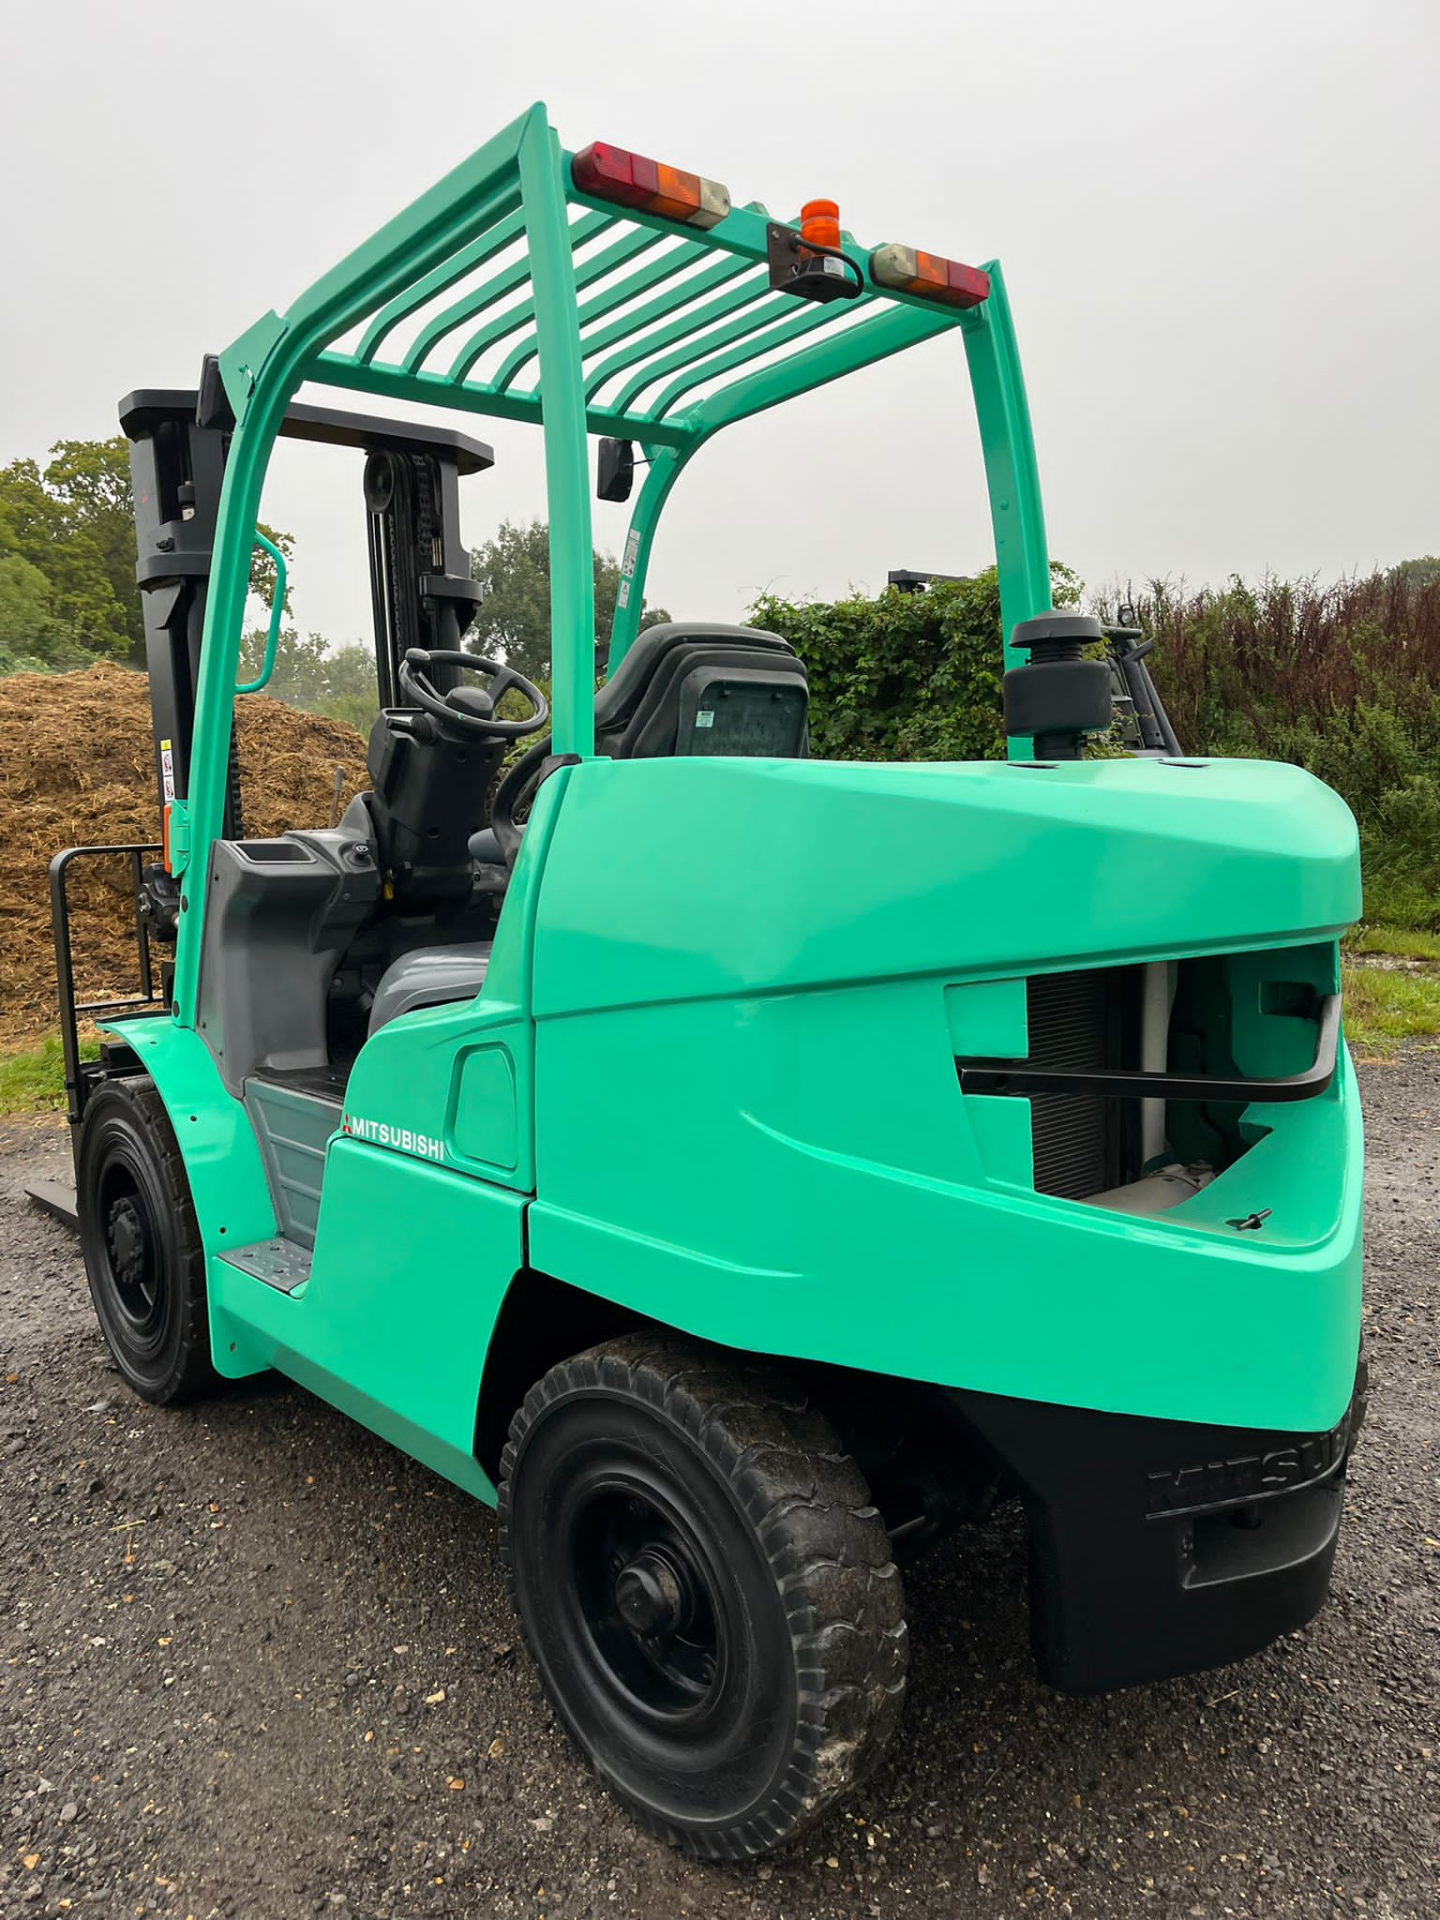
[582,268,767,404]
[177,105,1050,1024]
[399,210,613,374]
[309,146,975,457]
[447,218,658,382]
[297,116,1024,693]
[354,207,530,366]
[573,252,755,396]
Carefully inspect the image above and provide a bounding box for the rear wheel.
[498,1334,908,1859]
[1346,1337,1370,1461]
[77,1076,218,1405]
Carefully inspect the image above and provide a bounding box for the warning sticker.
[160,738,176,802]
[622,529,641,576]
[617,580,630,610]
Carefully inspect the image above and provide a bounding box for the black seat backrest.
[595,623,808,760]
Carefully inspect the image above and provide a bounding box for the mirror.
[597,437,635,503]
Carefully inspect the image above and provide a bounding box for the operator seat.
[591,621,809,760]
[367,940,494,1032]
[463,622,809,869]
[367,623,808,1035]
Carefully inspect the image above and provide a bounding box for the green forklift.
[50,105,1365,1859]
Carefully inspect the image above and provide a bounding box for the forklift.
[50,106,1365,1859]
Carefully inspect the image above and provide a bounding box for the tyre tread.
[79,1075,218,1405]
[497,1332,907,1860]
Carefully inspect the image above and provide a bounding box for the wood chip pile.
[0,664,367,1047]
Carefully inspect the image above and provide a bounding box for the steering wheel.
[486,734,554,867]
[398,647,548,741]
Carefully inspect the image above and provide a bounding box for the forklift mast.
[118,376,494,832]
[120,391,243,837]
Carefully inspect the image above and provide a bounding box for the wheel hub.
[567,1484,724,1716]
[107,1197,146,1289]
[101,1187,161,1332]
[615,1549,686,1636]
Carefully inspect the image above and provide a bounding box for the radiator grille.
[1026,969,1127,1199]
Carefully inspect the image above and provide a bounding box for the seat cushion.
[368,941,493,1035]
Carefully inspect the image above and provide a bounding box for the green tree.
[249,525,296,616]
[751,563,1080,764]
[0,433,293,675]
[468,518,670,680]
[236,626,331,704]
[0,555,89,673]
[0,448,134,665]
[235,629,380,736]
[306,642,380,734]
[42,437,141,656]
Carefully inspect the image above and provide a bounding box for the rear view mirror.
[597,437,635,503]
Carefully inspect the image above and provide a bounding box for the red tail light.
[573,143,731,230]
[869,243,990,309]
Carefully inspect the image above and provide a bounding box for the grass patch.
[1341,923,1440,1057]
[0,1035,96,1116]
[1340,961,1440,1057]
[1346,923,1440,961]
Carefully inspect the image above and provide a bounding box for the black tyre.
[498,1334,907,1859]
[76,1075,218,1405]
[1346,1336,1370,1462]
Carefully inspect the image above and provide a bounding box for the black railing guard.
[957,993,1341,1106]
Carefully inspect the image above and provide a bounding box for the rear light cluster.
[869,243,990,309]
[573,143,730,230]
[574,140,989,309]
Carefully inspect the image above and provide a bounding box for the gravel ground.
[1,1055,1436,1920]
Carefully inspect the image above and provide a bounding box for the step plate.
[217,1237,313,1295]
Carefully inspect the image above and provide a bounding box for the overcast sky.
[3,0,1436,649]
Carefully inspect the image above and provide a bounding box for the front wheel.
[498,1334,908,1859]
[76,1076,218,1405]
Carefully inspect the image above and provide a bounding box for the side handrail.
[235,531,288,694]
[48,843,166,1134]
